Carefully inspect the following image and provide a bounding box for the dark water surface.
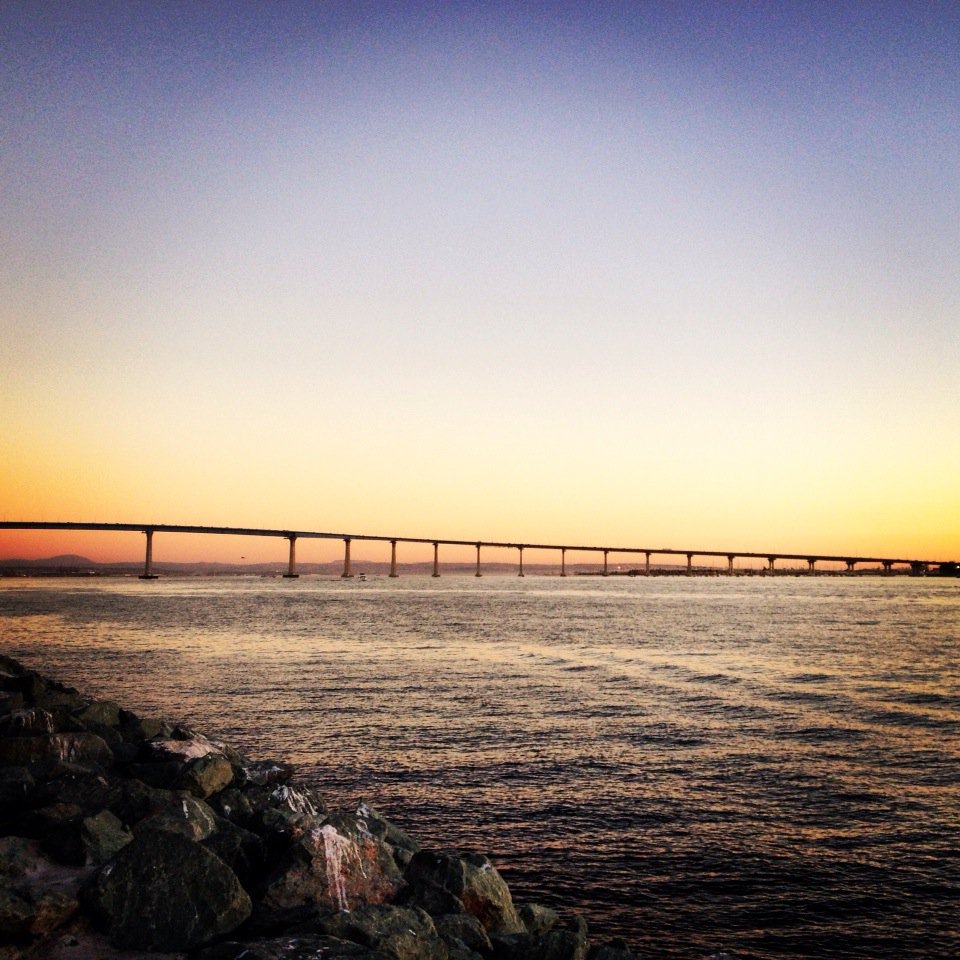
[1,575,958,958]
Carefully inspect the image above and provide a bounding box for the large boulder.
[403,851,524,935]
[86,831,252,950]
[261,813,403,916]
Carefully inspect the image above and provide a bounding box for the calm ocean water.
[1,575,958,959]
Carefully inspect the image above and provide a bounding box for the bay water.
[1,575,957,958]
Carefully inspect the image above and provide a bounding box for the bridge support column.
[686,553,693,576]
[518,546,525,577]
[767,556,776,575]
[139,529,159,580]
[645,551,651,575]
[389,540,398,578]
[432,542,440,577]
[283,535,299,578]
[341,539,353,578]
[882,560,893,576]
[845,560,856,575]
[807,559,816,575]
[727,555,735,575]
[602,550,609,576]
[475,543,482,577]
[560,548,567,577]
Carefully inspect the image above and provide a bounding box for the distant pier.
[0,521,953,581]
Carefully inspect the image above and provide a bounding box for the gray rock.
[75,700,121,729]
[81,809,132,864]
[240,759,295,787]
[519,903,559,937]
[404,851,524,935]
[87,831,252,950]
[434,913,493,953]
[134,795,219,841]
[589,939,636,960]
[177,752,235,799]
[317,903,439,952]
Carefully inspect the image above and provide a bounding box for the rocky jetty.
[0,656,635,960]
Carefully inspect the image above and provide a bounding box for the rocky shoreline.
[0,655,638,960]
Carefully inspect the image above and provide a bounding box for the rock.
[177,752,235,798]
[519,903,559,937]
[492,916,589,960]
[434,913,493,954]
[202,816,267,887]
[33,762,121,815]
[356,802,421,862]
[316,904,442,957]
[0,707,56,735]
[0,732,113,767]
[0,887,34,937]
[134,795,219,841]
[75,700,121,729]
[403,851,524,935]
[87,831,252,950]
[196,935,373,960]
[0,765,34,814]
[240,759,295,787]
[23,801,85,864]
[261,814,403,916]
[0,837,86,941]
[144,735,226,763]
[589,939,636,960]
[80,809,132,864]
[109,777,178,827]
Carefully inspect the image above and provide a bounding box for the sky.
[1,1,958,565]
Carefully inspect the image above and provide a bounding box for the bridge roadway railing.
[0,521,951,580]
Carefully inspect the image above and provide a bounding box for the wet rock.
[0,732,113,767]
[0,887,34,937]
[87,831,252,950]
[126,758,185,790]
[403,851,524,935]
[80,809,132,864]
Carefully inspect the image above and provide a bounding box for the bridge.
[0,521,952,580]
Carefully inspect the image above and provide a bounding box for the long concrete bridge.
[0,521,952,580]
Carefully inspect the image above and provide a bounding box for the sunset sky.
[2,2,958,565]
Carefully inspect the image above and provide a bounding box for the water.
[1,575,958,959]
